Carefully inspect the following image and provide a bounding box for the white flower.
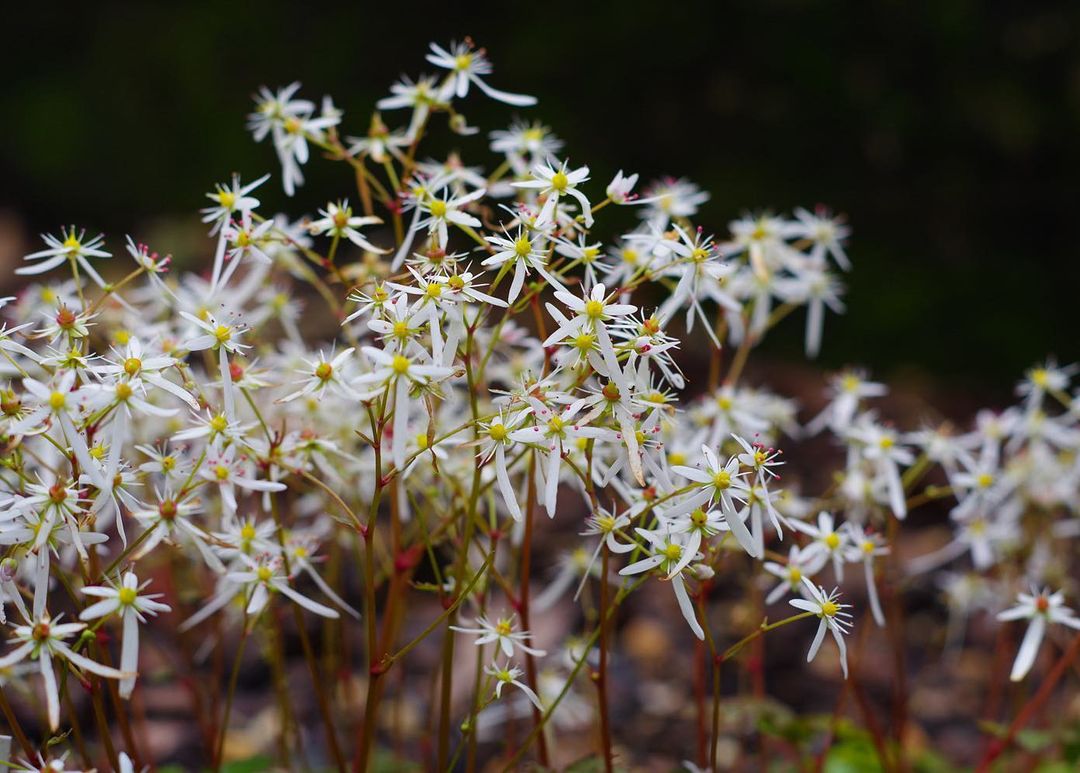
[226,554,340,620]
[483,227,560,304]
[793,511,849,581]
[790,581,852,678]
[484,661,544,711]
[200,173,268,234]
[376,75,440,139]
[180,311,249,356]
[308,200,386,253]
[668,445,756,557]
[508,400,615,517]
[426,41,537,107]
[278,347,361,403]
[199,444,287,517]
[605,170,642,205]
[511,159,593,228]
[355,347,452,469]
[763,545,825,605]
[451,614,546,658]
[619,527,705,640]
[792,206,851,271]
[843,524,889,626]
[414,187,485,248]
[18,228,111,288]
[0,613,129,730]
[997,587,1080,681]
[79,572,171,698]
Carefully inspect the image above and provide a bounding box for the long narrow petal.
[672,575,705,640]
[277,583,340,619]
[41,651,61,730]
[119,612,139,699]
[807,618,828,663]
[392,377,410,470]
[1010,615,1046,681]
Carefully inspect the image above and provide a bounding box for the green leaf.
[220,757,274,773]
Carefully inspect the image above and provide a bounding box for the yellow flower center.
[48,392,67,411]
[879,436,894,450]
[217,190,236,209]
[415,432,429,450]
[514,236,533,257]
[789,567,802,583]
[584,300,605,319]
[662,543,683,562]
[428,199,447,218]
[454,53,472,70]
[596,514,616,532]
[712,470,731,489]
[573,333,595,350]
[1031,368,1049,387]
[257,566,273,582]
[392,321,409,338]
[214,325,232,344]
[425,283,442,299]
[824,532,840,550]
[668,452,686,466]
[821,601,839,617]
[550,171,569,192]
[976,472,993,488]
[391,355,410,375]
[315,362,333,381]
[115,382,133,401]
[63,234,82,253]
[488,423,508,442]
[547,416,565,434]
[210,414,228,433]
[214,465,230,480]
[690,508,707,527]
[161,456,176,471]
[118,587,137,605]
[448,275,465,290]
[240,523,256,541]
[495,619,513,636]
[123,357,142,376]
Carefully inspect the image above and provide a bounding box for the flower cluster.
[0,38,1073,772]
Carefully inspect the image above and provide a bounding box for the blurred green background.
[4,1,1079,391]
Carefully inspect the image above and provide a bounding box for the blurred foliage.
[5,1,1080,388]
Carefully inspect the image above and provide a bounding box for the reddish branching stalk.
[977,632,1080,772]
[595,545,615,772]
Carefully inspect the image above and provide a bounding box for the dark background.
[4,1,1079,394]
